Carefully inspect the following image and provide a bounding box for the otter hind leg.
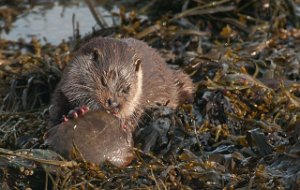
[174,70,195,104]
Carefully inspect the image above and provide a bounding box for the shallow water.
[0,1,115,45]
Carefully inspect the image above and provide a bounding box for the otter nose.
[107,98,119,108]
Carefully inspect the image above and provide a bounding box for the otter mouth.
[106,110,120,116]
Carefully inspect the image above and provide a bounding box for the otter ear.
[92,48,102,62]
[134,59,141,72]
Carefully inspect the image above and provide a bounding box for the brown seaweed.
[0,0,300,189]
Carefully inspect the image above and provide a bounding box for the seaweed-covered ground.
[1,0,300,189]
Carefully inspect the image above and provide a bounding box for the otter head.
[92,48,143,119]
[62,44,143,120]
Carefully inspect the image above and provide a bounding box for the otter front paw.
[62,106,89,122]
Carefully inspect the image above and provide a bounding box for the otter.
[49,37,194,128]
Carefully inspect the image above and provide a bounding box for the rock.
[43,111,134,167]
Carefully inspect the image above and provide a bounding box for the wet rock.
[43,111,134,168]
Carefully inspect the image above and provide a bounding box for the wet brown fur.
[49,37,194,127]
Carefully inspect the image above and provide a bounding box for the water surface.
[0,1,114,45]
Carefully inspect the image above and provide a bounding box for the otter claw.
[62,115,69,122]
[68,110,78,119]
[62,106,89,122]
[76,106,89,115]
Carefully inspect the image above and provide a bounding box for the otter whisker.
[142,111,152,120]
[130,112,139,127]
[72,84,94,91]
[86,99,101,111]
[68,93,91,103]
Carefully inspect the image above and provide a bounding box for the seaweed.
[0,0,300,189]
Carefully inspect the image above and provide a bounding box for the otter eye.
[101,76,107,87]
[121,86,130,94]
[108,70,117,80]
